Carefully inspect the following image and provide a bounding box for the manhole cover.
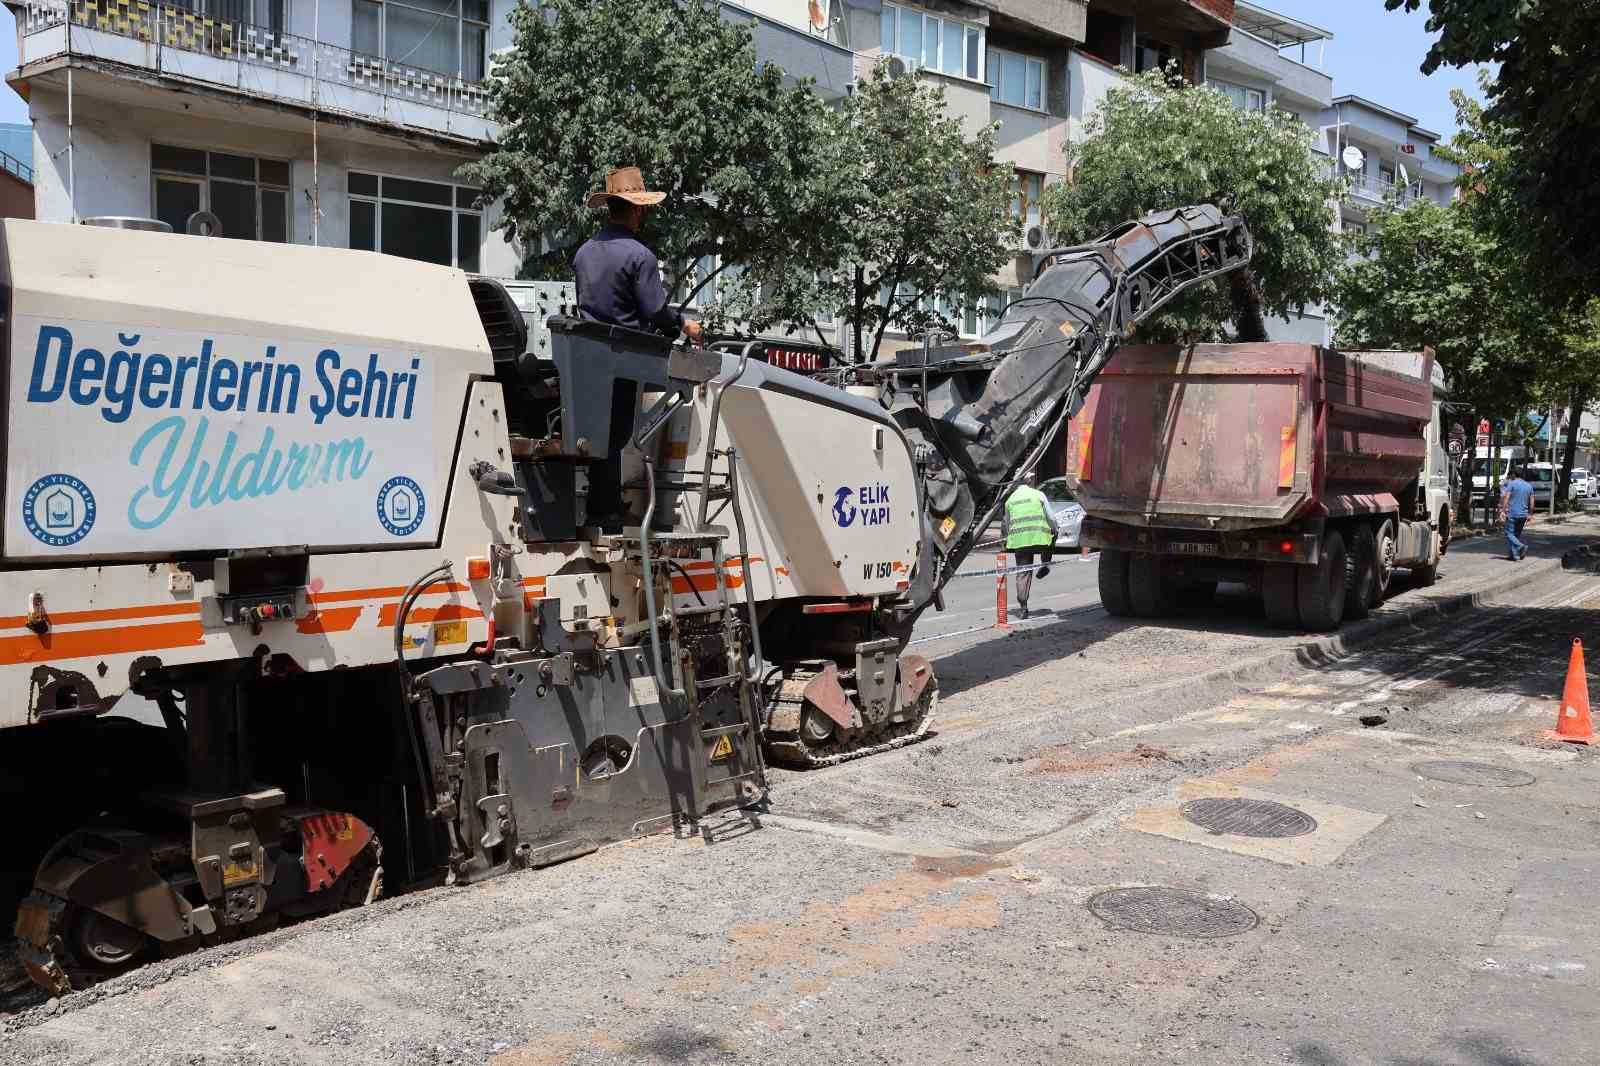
[1179,797,1317,838]
[1088,886,1259,939]
[1410,760,1536,787]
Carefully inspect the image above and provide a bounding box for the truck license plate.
[1170,541,1219,556]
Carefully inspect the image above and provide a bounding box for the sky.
[1249,0,1488,137]
[0,1,1488,135]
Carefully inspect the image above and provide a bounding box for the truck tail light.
[1280,540,1295,555]
[466,557,490,581]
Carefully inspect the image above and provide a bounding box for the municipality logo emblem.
[376,476,426,536]
[23,473,96,546]
[832,486,857,528]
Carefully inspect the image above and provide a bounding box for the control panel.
[219,592,305,626]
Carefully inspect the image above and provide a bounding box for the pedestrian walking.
[1003,472,1056,619]
[1501,465,1535,561]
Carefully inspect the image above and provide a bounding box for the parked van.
[1471,448,1528,503]
[1526,462,1557,509]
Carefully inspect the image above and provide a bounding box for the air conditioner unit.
[884,55,917,79]
[1024,224,1048,252]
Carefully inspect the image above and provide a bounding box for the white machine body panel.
[2,219,490,560]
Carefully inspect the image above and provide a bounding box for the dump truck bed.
[1065,344,1433,531]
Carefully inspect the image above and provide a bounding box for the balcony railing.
[0,150,33,184]
[19,0,493,123]
[1346,173,1422,206]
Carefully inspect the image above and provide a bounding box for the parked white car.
[1041,477,1085,549]
[1571,469,1596,500]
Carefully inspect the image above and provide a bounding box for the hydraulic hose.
[394,562,455,697]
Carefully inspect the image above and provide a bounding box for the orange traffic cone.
[1544,638,1597,745]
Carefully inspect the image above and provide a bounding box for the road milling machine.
[0,203,1250,993]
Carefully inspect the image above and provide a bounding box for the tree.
[461,0,844,296]
[1548,301,1600,503]
[1041,70,1343,342]
[1387,1,1600,302]
[720,62,1016,361]
[1331,196,1563,522]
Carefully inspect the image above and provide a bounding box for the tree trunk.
[1228,266,1270,343]
[1561,386,1590,507]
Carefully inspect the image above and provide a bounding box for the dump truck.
[1066,344,1453,630]
[0,202,1252,994]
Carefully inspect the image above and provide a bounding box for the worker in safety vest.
[1002,472,1056,619]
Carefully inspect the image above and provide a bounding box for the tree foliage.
[728,63,1015,359]
[461,0,842,293]
[1387,0,1600,301]
[1041,70,1343,342]
[1332,197,1552,420]
[465,2,1015,362]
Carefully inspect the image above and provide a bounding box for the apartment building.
[3,0,856,277]
[1319,94,1459,231]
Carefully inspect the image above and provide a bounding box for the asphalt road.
[4,519,1598,1066]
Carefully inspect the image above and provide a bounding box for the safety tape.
[953,562,1049,578]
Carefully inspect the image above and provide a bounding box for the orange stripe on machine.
[0,619,206,663]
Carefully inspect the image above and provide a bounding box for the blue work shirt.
[573,224,683,337]
[1503,476,1534,518]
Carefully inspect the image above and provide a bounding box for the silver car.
[1040,477,1084,549]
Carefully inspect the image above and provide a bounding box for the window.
[1211,79,1265,112]
[987,47,1044,110]
[674,256,720,309]
[208,0,286,34]
[878,285,1024,339]
[881,2,984,80]
[1379,162,1397,189]
[152,144,289,242]
[1134,34,1176,74]
[353,0,488,81]
[348,172,483,272]
[1013,171,1044,228]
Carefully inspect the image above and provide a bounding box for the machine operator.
[574,166,705,345]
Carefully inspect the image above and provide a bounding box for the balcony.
[14,0,494,143]
[1340,171,1423,207]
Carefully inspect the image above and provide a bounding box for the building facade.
[3,0,860,278]
[1318,94,1460,230]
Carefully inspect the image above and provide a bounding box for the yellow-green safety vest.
[1004,485,1054,549]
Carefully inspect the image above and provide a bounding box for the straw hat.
[585,166,667,209]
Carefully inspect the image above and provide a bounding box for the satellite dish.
[808,0,829,32]
[1397,162,1411,190]
[1341,145,1366,171]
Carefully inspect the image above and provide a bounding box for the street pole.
[1552,401,1559,517]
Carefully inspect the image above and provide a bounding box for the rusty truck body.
[1066,343,1453,631]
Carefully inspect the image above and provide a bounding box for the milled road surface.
[4,519,1598,1066]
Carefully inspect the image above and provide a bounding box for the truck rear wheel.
[1098,549,1135,617]
[1346,525,1380,620]
[1298,529,1348,632]
[1128,553,1175,617]
[1261,563,1299,628]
